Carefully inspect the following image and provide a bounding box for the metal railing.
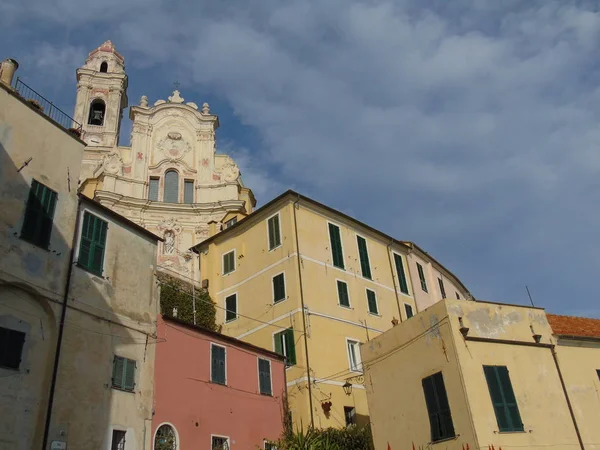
[14,77,82,132]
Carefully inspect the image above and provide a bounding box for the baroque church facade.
[74,41,255,279]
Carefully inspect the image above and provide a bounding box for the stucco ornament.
[157,219,183,236]
[168,90,184,104]
[195,225,210,238]
[157,132,191,161]
[217,161,240,182]
[158,219,183,255]
[139,95,148,107]
[102,152,123,175]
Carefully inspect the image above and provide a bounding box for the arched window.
[154,424,177,450]
[164,170,179,203]
[88,100,106,126]
[100,61,108,73]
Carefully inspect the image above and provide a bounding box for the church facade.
[74,41,255,280]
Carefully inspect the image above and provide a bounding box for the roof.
[78,194,163,242]
[547,313,600,339]
[190,189,471,295]
[162,315,285,361]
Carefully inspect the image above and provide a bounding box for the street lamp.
[343,381,352,396]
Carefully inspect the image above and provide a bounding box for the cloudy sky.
[1,0,599,316]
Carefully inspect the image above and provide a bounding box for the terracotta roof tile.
[547,313,600,339]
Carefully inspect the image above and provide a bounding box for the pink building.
[152,315,287,450]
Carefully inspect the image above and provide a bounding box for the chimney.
[208,220,219,237]
[0,58,19,87]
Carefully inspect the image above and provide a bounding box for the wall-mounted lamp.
[343,381,352,396]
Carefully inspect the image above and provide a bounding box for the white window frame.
[365,288,379,316]
[210,435,230,450]
[224,292,238,323]
[257,357,273,396]
[346,338,362,373]
[272,271,287,304]
[267,212,282,251]
[355,233,372,279]
[222,249,236,276]
[272,328,293,368]
[210,343,227,385]
[108,427,127,450]
[336,278,351,308]
[404,303,414,319]
[326,220,345,270]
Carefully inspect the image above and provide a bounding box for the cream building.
[362,298,600,450]
[191,190,472,430]
[75,41,254,280]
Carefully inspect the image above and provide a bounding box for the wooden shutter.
[164,170,179,203]
[273,274,286,302]
[123,359,136,391]
[223,251,234,274]
[21,180,57,248]
[484,366,523,432]
[405,304,414,319]
[211,345,226,384]
[422,372,455,441]
[90,218,108,274]
[357,236,372,279]
[258,358,272,395]
[284,328,296,365]
[328,224,344,269]
[367,290,378,314]
[274,332,284,356]
[225,294,237,321]
[148,178,159,201]
[394,254,409,294]
[112,356,125,388]
[337,281,350,307]
[417,263,428,292]
[79,213,107,276]
[268,215,281,250]
[438,278,446,299]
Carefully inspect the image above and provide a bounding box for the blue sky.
[2,1,599,316]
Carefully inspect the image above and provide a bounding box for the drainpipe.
[41,199,82,450]
[292,195,314,428]
[386,242,403,322]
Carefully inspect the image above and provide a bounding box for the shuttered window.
[225,294,237,322]
[405,303,414,319]
[366,289,378,315]
[394,253,409,295]
[211,344,226,385]
[483,366,524,432]
[438,278,447,299]
[422,372,455,441]
[258,358,272,395]
[164,170,179,203]
[417,263,428,292]
[337,280,350,307]
[184,180,194,204]
[148,178,159,201]
[347,340,362,372]
[21,179,57,249]
[222,250,235,275]
[273,273,286,303]
[78,212,108,276]
[112,356,136,391]
[268,214,281,250]
[274,328,296,366]
[456,292,460,300]
[0,327,26,370]
[356,236,372,279]
[328,223,344,269]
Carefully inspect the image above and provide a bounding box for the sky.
[1,0,599,316]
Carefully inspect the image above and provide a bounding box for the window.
[88,99,106,126]
[356,236,372,279]
[274,328,296,366]
[211,344,226,385]
[264,441,277,450]
[347,339,362,372]
[21,179,57,249]
[405,304,414,319]
[258,358,272,396]
[148,177,159,201]
[337,280,350,308]
[268,214,281,250]
[438,278,446,299]
[224,217,237,229]
[483,365,524,432]
[366,289,378,315]
[184,180,194,203]
[417,263,428,292]
[328,223,344,269]
[456,292,460,299]
[273,273,286,303]
[225,294,237,322]
[100,61,108,73]
[422,372,455,442]
[344,406,356,427]
[111,430,126,450]
[0,327,26,370]
[78,212,108,276]
[164,170,179,203]
[393,253,409,295]
[154,424,177,450]
[222,250,235,275]
[212,436,229,450]
[112,356,136,391]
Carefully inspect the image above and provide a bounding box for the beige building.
[75,41,254,280]
[362,297,600,450]
[0,59,162,450]
[191,190,472,430]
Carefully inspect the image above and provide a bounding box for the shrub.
[276,425,374,450]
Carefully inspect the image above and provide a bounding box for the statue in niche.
[164,231,175,255]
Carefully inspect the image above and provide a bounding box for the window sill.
[496,430,526,434]
[338,304,352,309]
[333,265,345,271]
[260,392,273,397]
[222,271,235,277]
[76,263,104,278]
[111,386,135,394]
[368,312,381,317]
[211,380,227,386]
[430,435,458,445]
[19,235,50,252]
[225,318,238,323]
[268,244,282,252]
[273,297,287,305]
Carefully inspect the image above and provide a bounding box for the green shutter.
[484,366,523,432]
[225,294,237,321]
[328,223,344,269]
[112,356,135,391]
[405,303,414,319]
[112,356,125,389]
[337,280,350,307]
[422,372,455,441]
[417,263,428,292]
[211,345,226,384]
[367,290,378,314]
[438,278,446,299]
[21,180,57,249]
[273,273,286,303]
[394,254,409,294]
[78,212,107,276]
[123,359,136,391]
[268,215,281,250]
[259,358,272,395]
[274,332,284,356]
[223,251,235,274]
[356,236,372,279]
[285,328,296,366]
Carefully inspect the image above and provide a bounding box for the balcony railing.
[14,77,82,132]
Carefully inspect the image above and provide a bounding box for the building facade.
[191,190,472,430]
[153,314,287,450]
[75,41,255,280]
[362,298,600,450]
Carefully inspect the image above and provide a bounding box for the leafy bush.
[276,425,374,450]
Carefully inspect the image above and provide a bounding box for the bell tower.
[73,41,128,148]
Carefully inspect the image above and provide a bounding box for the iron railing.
[14,77,82,132]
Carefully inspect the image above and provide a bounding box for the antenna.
[525,285,535,307]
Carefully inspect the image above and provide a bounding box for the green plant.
[276,424,374,450]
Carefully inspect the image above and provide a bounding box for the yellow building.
[191,190,472,429]
[362,297,600,450]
